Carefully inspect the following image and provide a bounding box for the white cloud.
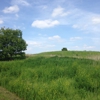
[32,19,59,28]
[15,14,19,18]
[26,39,56,54]
[52,7,70,17]
[70,46,80,50]
[39,5,47,9]
[92,17,100,24]
[0,19,3,24]
[72,24,79,28]
[42,5,47,9]
[27,40,56,48]
[48,35,61,40]
[70,11,100,33]
[3,5,19,13]
[48,35,65,43]
[11,0,30,6]
[44,44,55,48]
[32,44,55,49]
[50,7,100,33]
[75,46,79,48]
[83,44,94,50]
[72,24,88,30]
[70,37,82,41]
[27,41,42,47]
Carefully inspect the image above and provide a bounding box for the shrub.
[62,47,68,51]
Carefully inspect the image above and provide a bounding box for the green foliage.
[0,27,27,60]
[62,47,68,51]
[0,53,100,100]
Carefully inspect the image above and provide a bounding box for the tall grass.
[0,53,100,100]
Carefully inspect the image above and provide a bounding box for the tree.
[62,47,68,51]
[0,27,27,60]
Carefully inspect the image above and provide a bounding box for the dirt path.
[0,86,21,100]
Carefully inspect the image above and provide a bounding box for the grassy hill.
[0,51,100,100]
[32,51,100,60]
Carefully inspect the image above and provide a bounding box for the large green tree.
[0,27,27,60]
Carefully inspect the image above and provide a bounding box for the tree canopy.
[0,27,27,60]
[62,47,68,51]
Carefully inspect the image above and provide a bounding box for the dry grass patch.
[0,87,21,100]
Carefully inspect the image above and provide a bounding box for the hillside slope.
[0,51,100,100]
[30,51,100,61]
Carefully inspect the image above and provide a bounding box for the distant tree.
[0,27,27,60]
[62,47,68,51]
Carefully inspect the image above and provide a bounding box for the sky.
[0,0,100,54]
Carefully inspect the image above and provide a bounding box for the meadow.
[0,51,100,100]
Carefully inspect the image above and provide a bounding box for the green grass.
[33,51,100,60]
[0,51,100,100]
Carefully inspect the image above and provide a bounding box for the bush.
[62,47,68,51]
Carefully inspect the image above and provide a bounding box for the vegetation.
[0,51,100,100]
[62,47,68,51]
[35,51,100,61]
[0,27,27,60]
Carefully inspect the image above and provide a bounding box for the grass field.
[32,51,100,60]
[0,51,100,100]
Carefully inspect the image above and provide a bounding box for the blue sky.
[0,0,100,54]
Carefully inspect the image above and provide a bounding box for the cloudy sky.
[0,0,100,53]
